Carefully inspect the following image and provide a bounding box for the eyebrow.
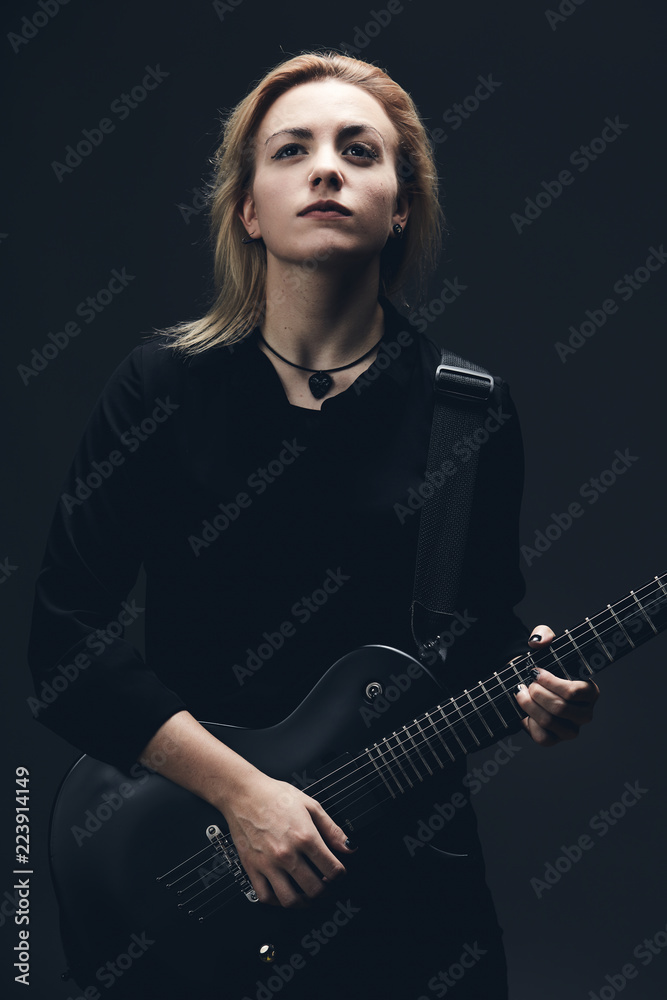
[264,123,387,147]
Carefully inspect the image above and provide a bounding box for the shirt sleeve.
[27,343,187,774]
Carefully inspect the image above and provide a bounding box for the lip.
[298,200,351,217]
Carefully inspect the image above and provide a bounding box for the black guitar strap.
[410,347,495,665]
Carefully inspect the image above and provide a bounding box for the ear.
[237,191,262,240]
[392,188,411,232]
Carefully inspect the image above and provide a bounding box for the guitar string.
[316,596,666,815]
[175,584,664,908]
[187,580,666,881]
[173,579,665,884]
[306,578,666,808]
[164,579,665,903]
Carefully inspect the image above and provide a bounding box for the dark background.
[2,1,666,997]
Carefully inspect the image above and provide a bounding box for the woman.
[29,51,598,998]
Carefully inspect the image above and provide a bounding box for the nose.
[308,143,343,189]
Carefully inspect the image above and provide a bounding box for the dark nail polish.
[530,633,542,642]
[515,684,525,694]
[345,838,357,850]
[530,667,541,677]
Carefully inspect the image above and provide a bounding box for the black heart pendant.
[308,371,333,399]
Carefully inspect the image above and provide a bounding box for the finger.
[516,685,580,741]
[308,798,355,851]
[276,855,329,903]
[264,870,310,909]
[525,678,597,724]
[528,667,600,705]
[251,871,281,907]
[527,625,556,646]
[519,716,561,747]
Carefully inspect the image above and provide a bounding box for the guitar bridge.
[157,823,258,922]
[206,824,258,904]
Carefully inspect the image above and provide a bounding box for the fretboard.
[308,574,667,832]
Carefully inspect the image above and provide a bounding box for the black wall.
[2,1,666,997]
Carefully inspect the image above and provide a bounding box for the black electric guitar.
[49,575,667,995]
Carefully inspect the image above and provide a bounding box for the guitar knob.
[259,944,276,963]
[365,681,383,700]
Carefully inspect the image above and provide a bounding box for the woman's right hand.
[216,771,355,908]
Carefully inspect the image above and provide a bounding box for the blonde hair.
[160,50,445,355]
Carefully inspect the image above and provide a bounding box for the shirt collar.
[186,295,419,399]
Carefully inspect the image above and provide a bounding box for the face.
[238,79,410,270]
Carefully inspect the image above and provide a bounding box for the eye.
[271,143,305,159]
[344,142,379,160]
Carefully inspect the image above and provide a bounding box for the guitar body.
[49,575,667,995]
[50,644,447,994]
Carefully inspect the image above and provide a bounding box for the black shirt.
[28,297,529,773]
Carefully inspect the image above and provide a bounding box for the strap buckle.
[434,364,494,402]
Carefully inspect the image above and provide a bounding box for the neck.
[260,255,385,369]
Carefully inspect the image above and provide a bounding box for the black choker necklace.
[257,331,384,399]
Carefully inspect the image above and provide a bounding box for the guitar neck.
[311,575,667,832]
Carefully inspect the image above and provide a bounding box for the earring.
[392,223,403,238]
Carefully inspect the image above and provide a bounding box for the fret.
[368,743,399,797]
[607,604,635,648]
[631,590,658,635]
[384,734,413,789]
[465,688,493,738]
[564,627,593,675]
[405,720,434,776]
[414,718,445,769]
[546,646,572,680]
[440,703,469,753]
[479,679,509,728]
[655,575,667,599]
[392,730,423,784]
[507,658,525,685]
[585,616,614,662]
[423,707,457,762]
[452,695,480,747]
[494,670,524,718]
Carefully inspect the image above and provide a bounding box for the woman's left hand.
[514,625,600,746]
